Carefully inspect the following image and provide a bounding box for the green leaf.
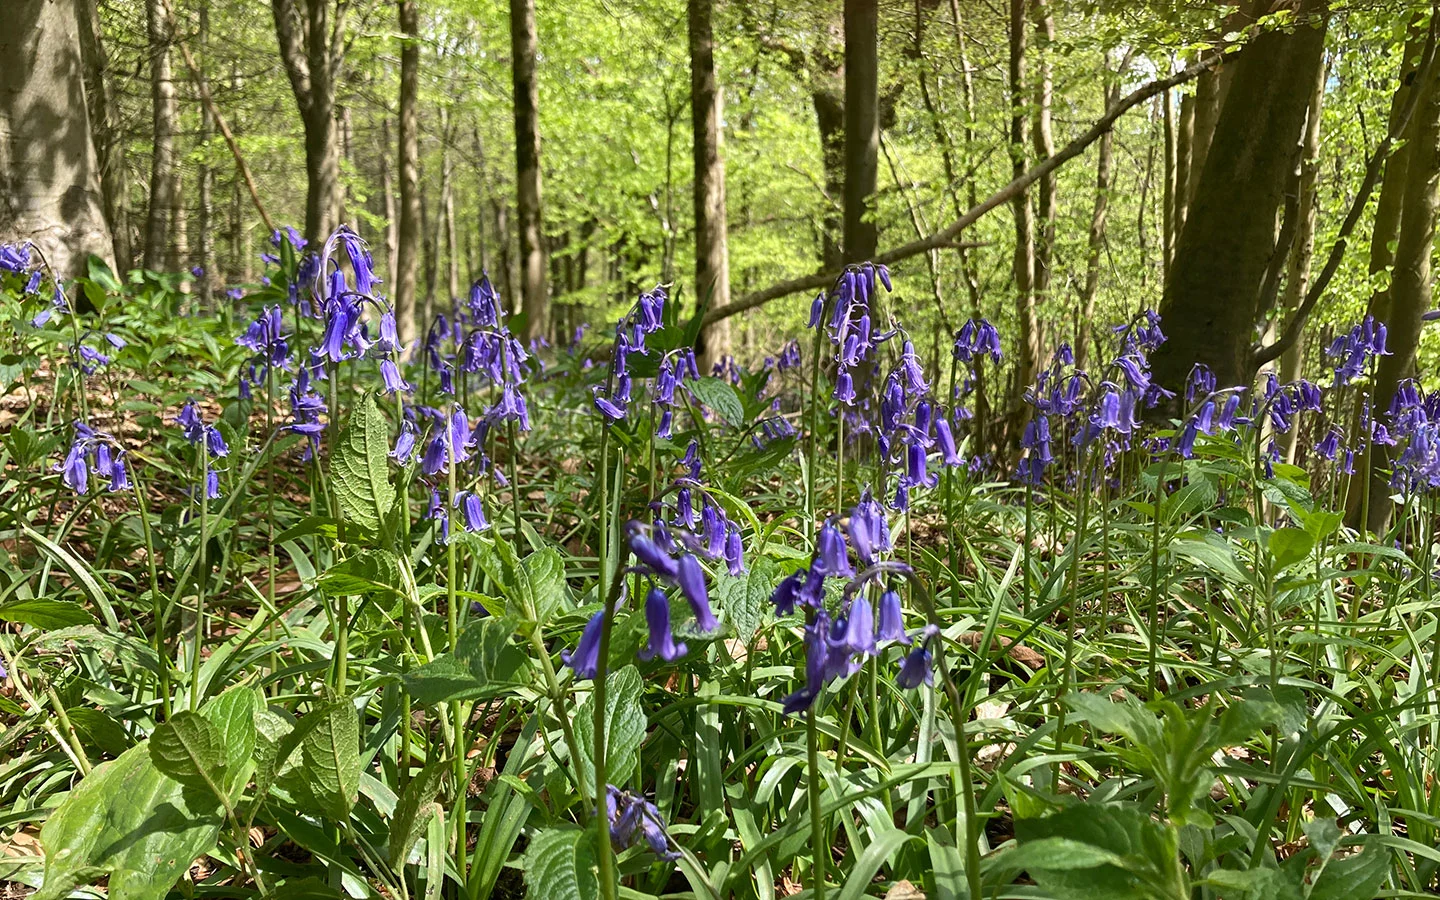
[481,541,569,625]
[403,616,529,705]
[1013,803,1184,900]
[64,707,132,756]
[716,559,775,643]
[1310,837,1391,900]
[36,743,223,900]
[252,706,295,807]
[318,548,402,596]
[574,666,646,795]
[388,758,448,866]
[1002,836,1128,870]
[688,376,744,424]
[523,826,604,900]
[0,598,95,629]
[299,699,362,821]
[329,392,396,535]
[1268,527,1315,569]
[201,685,260,796]
[149,712,228,797]
[86,254,123,293]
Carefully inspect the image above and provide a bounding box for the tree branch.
[1252,5,1439,369]
[700,52,1225,327]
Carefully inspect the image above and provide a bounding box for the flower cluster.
[235,305,291,398]
[770,496,930,714]
[605,787,679,862]
[1326,315,1388,387]
[809,263,894,406]
[176,400,228,499]
[57,421,130,495]
[593,287,668,422]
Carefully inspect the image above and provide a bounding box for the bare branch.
[700,53,1224,328]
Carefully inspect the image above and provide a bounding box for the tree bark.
[511,0,548,341]
[0,0,113,278]
[1008,0,1039,428]
[395,0,421,348]
[1147,0,1328,398]
[1161,82,1175,275]
[144,0,178,271]
[843,0,879,264]
[689,0,732,371]
[1077,56,1120,372]
[1173,81,1194,249]
[380,115,397,286]
[443,118,460,303]
[77,0,130,271]
[1031,0,1056,307]
[1359,46,1440,534]
[271,0,344,248]
[197,0,213,305]
[1366,19,1426,324]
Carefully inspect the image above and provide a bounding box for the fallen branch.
[700,52,1224,327]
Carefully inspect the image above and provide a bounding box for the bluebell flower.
[638,587,687,662]
[205,468,221,500]
[630,528,681,579]
[457,491,490,532]
[1315,429,1341,461]
[607,787,680,862]
[896,644,933,688]
[563,611,605,680]
[840,595,877,656]
[380,359,413,394]
[815,521,854,577]
[877,589,908,643]
[676,554,718,633]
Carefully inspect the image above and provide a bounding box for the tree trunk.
[443,118,459,302]
[0,0,113,278]
[1161,83,1175,275]
[144,0,178,271]
[271,0,344,249]
[380,115,397,286]
[197,0,214,305]
[1173,83,1194,249]
[77,0,130,271]
[843,0,879,264]
[689,0,731,371]
[1277,61,1325,394]
[511,0,547,341]
[1077,57,1119,372]
[394,0,421,348]
[1366,19,1426,324]
[1358,49,1440,534]
[1147,0,1328,398]
[1008,0,1039,429]
[1031,0,1056,307]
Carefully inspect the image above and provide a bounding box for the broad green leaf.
[1310,837,1391,900]
[574,665,646,795]
[318,548,402,596]
[0,598,95,629]
[523,826,604,900]
[64,707,132,756]
[481,541,569,625]
[1014,803,1184,900]
[1001,836,1127,871]
[299,699,362,821]
[688,376,744,424]
[388,758,448,866]
[402,616,528,705]
[149,712,228,798]
[252,705,295,808]
[1268,527,1315,569]
[1202,867,1304,899]
[329,392,396,535]
[37,742,223,900]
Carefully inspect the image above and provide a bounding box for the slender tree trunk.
[443,119,460,302]
[813,84,846,270]
[843,0,879,264]
[1357,41,1440,534]
[1148,0,1328,398]
[1077,58,1119,372]
[380,115,397,285]
[421,164,437,321]
[78,0,130,271]
[196,0,213,305]
[1031,0,1056,310]
[1,0,113,277]
[511,0,547,341]
[1366,19,1426,324]
[1173,69,1195,242]
[1278,62,1326,391]
[1008,0,1039,430]
[338,103,352,224]
[271,0,344,248]
[394,0,421,348]
[473,125,491,276]
[689,0,731,371]
[145,0,178,271]
[1162,83,1176,275]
